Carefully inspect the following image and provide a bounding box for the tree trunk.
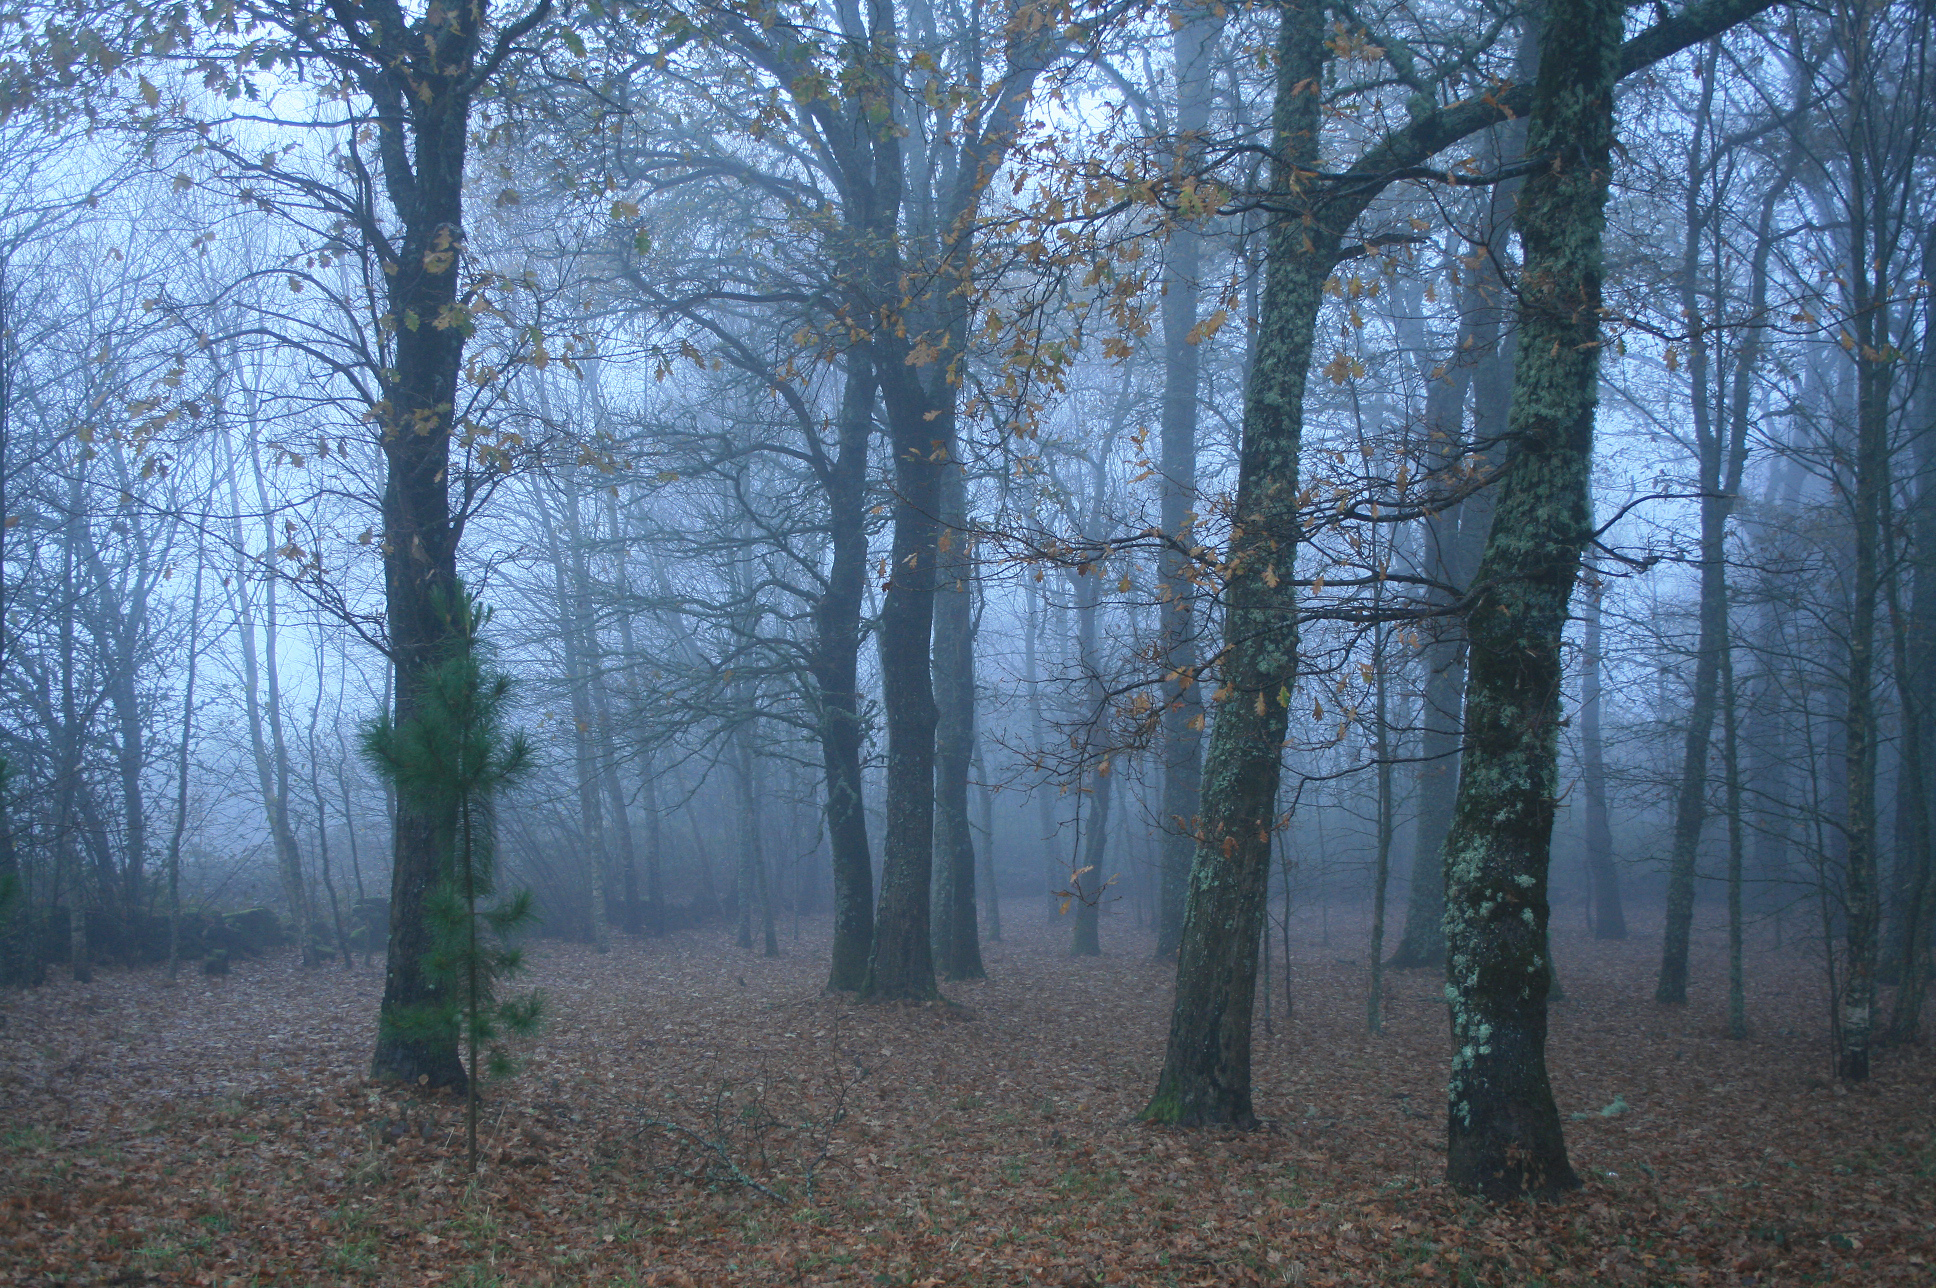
[974,741,1001,942]
[1656,62,1728,1005]
[817,355,876,990]
[1721,625,1747,1039]
[1367,614,1395,1032]
[1885,237,1936,1040]
[862,364,945,999]
[309,639,355,969]
[1143,0,1324,1127]
[1836,141,1889,1084]
[1025,585,1063,922]
[734,724,780,958]
[1070,452,1117,959]
[1579,579,1625,937]
[165,560,204,981]
[1154,2,1224,964]
[1440,0,1625,1198]
[369,1,511,1091]
[932,461,985,980]
[228,432,310,967]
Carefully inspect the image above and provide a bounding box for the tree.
[1143,0,1323,1126]
[1437,0,1638,1197]
[1152,2,1226,963]
[932,458,987,980]
[6,0,566,1078]
[1143,0,1779,1136]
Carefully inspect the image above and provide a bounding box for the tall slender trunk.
[1070,454,1115,958]
[932,461,985,979]
[57,524,89,983]
[1885,238,1936,1040]
[641,762,667,934]
[1580,580,1625,937]
[1657,59,1729,1004]
[1367,614,1394,1032]
[228,428,309,964]
[1836,52,1893,1081]
[734,720,780,958]
[309,638,354,968]
[816,355,876,988]
[165,559,204,981]
[1144,0,1324,1127]
[973,741,1001,942]
[1025,585,1061,922]
[606,491,658,938]
[1155,3,1225,963]
[1721,629,1747,1038]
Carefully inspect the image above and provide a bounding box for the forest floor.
[0,904,1931,1287]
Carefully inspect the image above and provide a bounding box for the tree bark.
[1143,0,1323,1127]
[1154,2,1225,964]
[1440,0,1625,1198]
[818,355,877,989]
[1656,61,1728,1005]
[1579,579,1625,937]
[369,0,548,1091]
[932,460,985,980]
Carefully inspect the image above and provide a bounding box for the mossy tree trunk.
[1440,0,1627,1200]
[1143,0,1325,1126]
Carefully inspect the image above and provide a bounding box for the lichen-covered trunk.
[932,461,985,980]
[817,356,876,991]
[1440,0,1621,1200]
[1143,0,1323,1128]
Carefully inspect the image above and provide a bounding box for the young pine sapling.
[362,593,542,1172]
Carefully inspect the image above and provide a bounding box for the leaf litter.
[0,910,1929,1285]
